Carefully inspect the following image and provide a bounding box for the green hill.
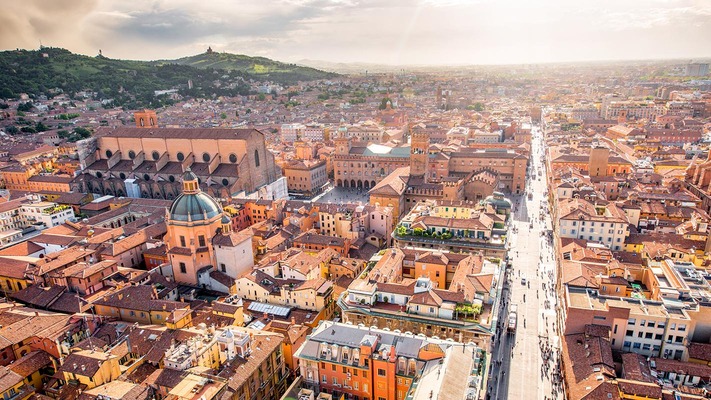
[0,48,337,108]
[158,51,337,83]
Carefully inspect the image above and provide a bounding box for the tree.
[473,102,484,112]
[220,112,227,119]
[257,93,266,101]
[17,102,34,112]
[0,103,8,109]
[0,88,14,99]
[73,127,91,139]
[5,126,18,135]
[379,97,392,110]
[35,121,49,132]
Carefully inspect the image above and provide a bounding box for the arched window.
[254,150,260,167]
[139,118,145,127]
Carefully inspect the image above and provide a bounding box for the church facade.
[73,111,280,201]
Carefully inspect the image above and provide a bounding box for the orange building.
[292,230,351,257]
[165,170,224,285]
[296,321,478,400]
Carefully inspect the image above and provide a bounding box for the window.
[655,334,663,340]
[198,235,206,247]
[645,332,653,339]
[332,377,338,385]
[202,152,211,162]
[255,150,260,167]
[220,263,226,272]
[377,368,386,377]
[152,150,160,161]
[322,375,327,383]
[647,321,655,328]
[179,262,187,274]
[628,318,636,325]
[626,330,633,337]
[675,336,684,343]
[180,236,186,247]
[128,150,136,159]
[229,153,238,163]
[633,342,641,349]
[642,344,651,350]
[177,152,185,161]
[678,324,686,332]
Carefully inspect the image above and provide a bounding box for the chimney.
[291,316,296,325]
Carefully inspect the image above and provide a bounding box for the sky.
[1,0,710,66]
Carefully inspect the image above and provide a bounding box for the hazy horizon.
[1,0,710,66]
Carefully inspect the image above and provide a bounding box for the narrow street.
[487,126,564,400]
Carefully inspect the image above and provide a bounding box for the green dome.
[484,192,512,209]
[169,192,221,222]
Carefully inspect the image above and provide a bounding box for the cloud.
[0,0,709,64]
[0,0,98,50]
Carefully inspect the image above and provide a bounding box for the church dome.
[484,192,512,209]
[169,191,221,222]
[169,167,221,222]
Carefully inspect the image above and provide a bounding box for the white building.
[21,201,75,229]
[557,198,630,251]
[281,123,305,143]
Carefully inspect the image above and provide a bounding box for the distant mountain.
[161,51,338,82]
[296,59,404,74]
[0,48,337,108]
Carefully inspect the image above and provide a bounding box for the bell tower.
[134,109,157,128]
[410,132,429,178]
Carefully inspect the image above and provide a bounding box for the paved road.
[486,126,564,400]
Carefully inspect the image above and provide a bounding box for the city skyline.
[1,0,710,66]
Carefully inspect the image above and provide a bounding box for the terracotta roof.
[688,342,711,362]
[94,126,260,141]
[0,366,24,393]
[653,358,711,379]
[0,241,44,256]
[9,350,52,378]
